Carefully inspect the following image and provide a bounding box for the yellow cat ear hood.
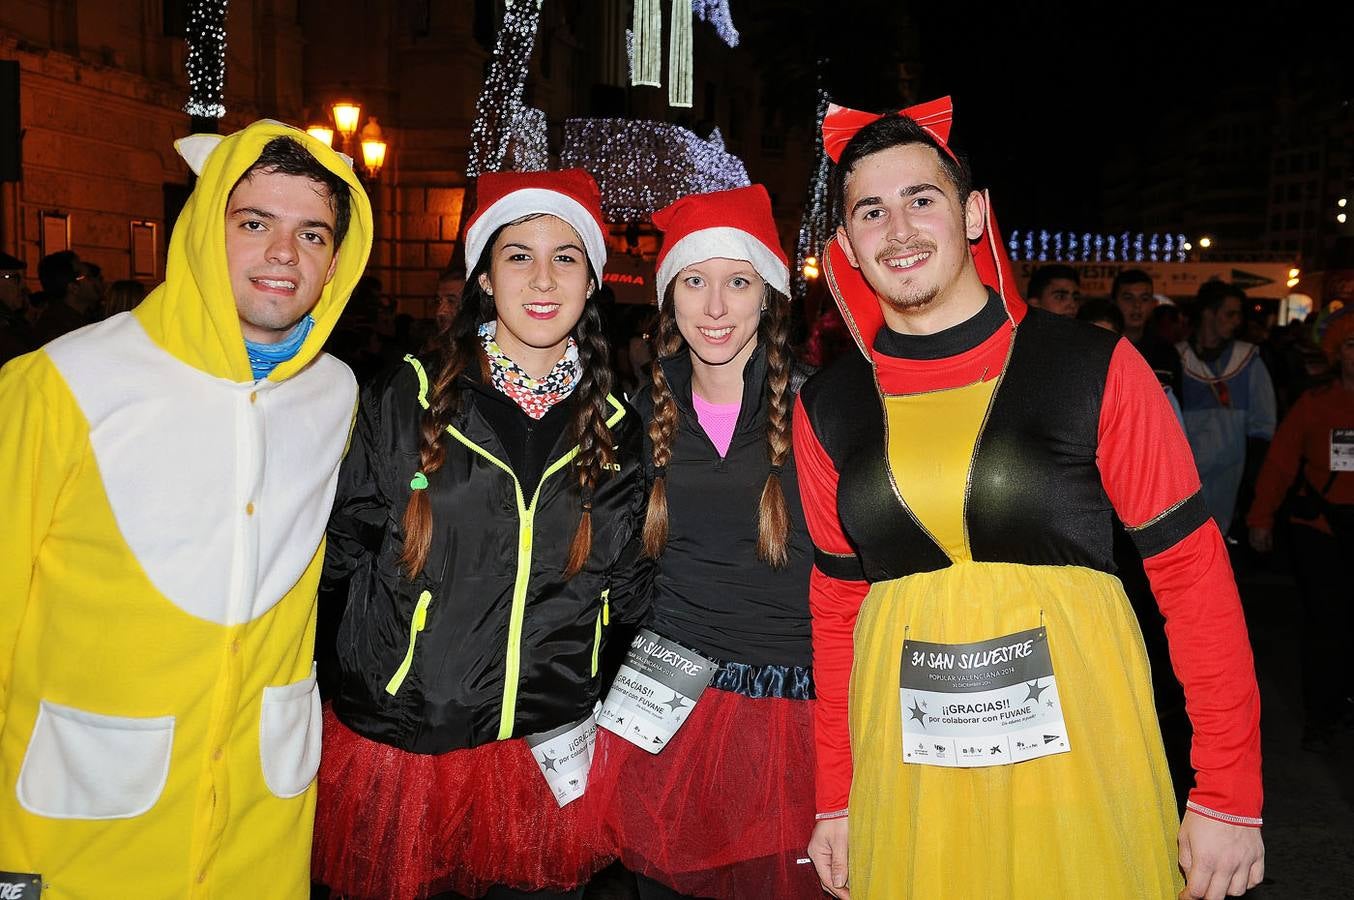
[134,119,373,383]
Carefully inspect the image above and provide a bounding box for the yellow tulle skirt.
[847,562,1183,899]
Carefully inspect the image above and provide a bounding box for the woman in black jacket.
[589,186,820,898]
[313,170,652,900]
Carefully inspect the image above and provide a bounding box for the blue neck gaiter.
[244,315,315,381]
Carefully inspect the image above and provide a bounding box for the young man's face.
[225,169,340,343]
[1113,281,1155,331]
[1204,296,1243,342]
[837,143,984,316]
[1030,278,1080,316]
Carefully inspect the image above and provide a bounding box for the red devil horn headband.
[822,95,956,164]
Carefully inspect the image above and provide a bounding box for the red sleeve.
[1097,339,1263,825]
[793,396,869,817]
[1246,395,1311,530]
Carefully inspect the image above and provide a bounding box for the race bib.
[0,873,41,900]
[1331,429,1354,472]
[900,626,1070,768]
[525,711,598,808]
[598,629,715,754]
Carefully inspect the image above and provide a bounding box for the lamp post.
[306,100,389,184]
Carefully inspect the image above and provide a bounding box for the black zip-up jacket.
[636,345,815,667]
[324,355,652,754]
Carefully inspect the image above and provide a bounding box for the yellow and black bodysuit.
[793,246,1263,898]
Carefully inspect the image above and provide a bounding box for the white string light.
[668,0,693,108]
[793,86,831,301]
[506,104,549,171]
[692,0,739,47]
[467,0,544,177]
[561,119,749,221]
[1008,231,1191,262]
[184,0,228,118]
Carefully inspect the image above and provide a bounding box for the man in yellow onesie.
[0,119,371,899]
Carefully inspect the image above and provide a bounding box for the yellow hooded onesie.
[0,120,371,899]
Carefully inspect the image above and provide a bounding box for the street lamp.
[305,124,335,148]
[360,118,388,181]
[331,102,362,140]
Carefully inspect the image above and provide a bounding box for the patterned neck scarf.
[479,320,580,419]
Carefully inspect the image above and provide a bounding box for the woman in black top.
[590,186,820,898]
[313,170,652,900]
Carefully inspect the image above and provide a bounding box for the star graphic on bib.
[540,752,558,772]
[908,698,927,728]
[1024,679,1049,703]
[663,692,689,712]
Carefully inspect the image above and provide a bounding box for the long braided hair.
[400,218,616,580]
[641,281,795,568]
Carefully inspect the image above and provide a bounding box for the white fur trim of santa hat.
[655,226,790,303]
[464,188,608,278]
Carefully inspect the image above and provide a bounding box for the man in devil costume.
[794,98,1264,900]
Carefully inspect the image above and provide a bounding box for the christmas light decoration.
[506,104,549,172]
[668,0,694,108]
[692,0,739,47]
[467,0,544,177]
[1006,231,1192,263]
[793,86,831,301]
[184,0,229,118]
[631,0,662,87]
[561,119,750,221]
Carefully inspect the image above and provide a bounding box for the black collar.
[873,288,1005,360]
[658,341,769,434]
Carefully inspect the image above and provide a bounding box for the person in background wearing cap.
[588,186,821,898]
[1247,309,1354,753]
[1024,263,1080,317]
[794,98,1264,899]
[0,250,34,365]
[313,169,652,900]
[0,120,371,898]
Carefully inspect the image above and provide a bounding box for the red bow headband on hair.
[822,95,957,164]
[819,94,1027,357]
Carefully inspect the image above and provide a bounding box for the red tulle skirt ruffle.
[589,687,822,899]
[312,707,609,899]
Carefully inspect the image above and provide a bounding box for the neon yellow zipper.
[590,587,612,678]
[442,396,628,740]
[385,590,433,695]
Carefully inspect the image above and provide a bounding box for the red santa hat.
[463,169,608,278]
[652,185,790,303]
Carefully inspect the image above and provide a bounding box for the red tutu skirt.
[588,687,821,899]
[312,707,609,899]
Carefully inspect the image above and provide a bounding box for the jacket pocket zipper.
[590,588,611,678]
[385,590,433,695]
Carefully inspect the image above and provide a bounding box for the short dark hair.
[1076,297,1124,332]
[1027,264,1079,299]
[1195,280,1246,313]
[831,114,974,223]
[1110,268,1153,299]
[438,265,467,283]
[38,250,81,296]
[233,136,352,247]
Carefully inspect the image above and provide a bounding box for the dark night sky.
[808,1,1351,230]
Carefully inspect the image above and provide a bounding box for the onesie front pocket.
[259,662,322,798]
[17,700,175,819]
